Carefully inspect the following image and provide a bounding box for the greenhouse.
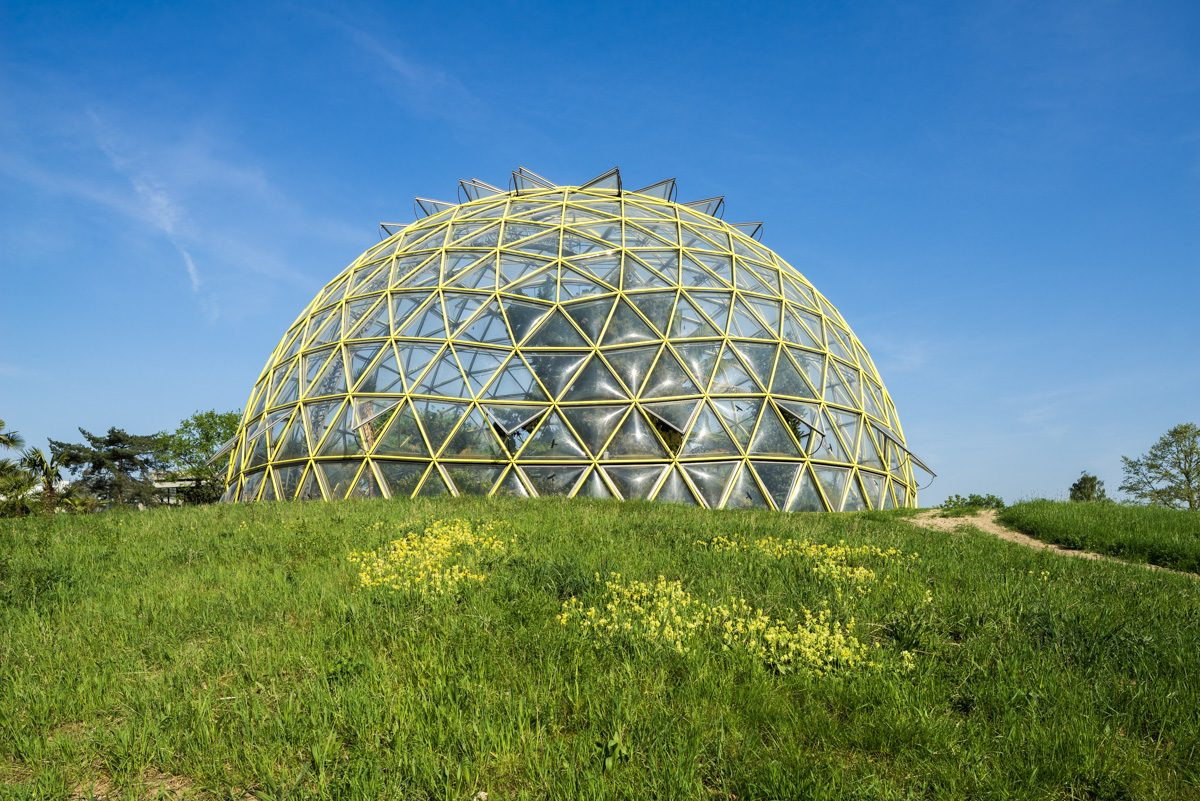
[222,168,927,511]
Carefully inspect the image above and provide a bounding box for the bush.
[939,493,1005,515]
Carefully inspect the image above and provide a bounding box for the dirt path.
[909,509,1193,578]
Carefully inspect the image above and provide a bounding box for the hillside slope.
[2,498,1198,800]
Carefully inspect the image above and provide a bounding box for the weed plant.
[1,497,1198,799]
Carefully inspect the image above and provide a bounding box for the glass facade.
[223,176,918,510]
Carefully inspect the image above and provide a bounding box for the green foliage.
[159,409,241,504]
[19,447,63,514]
[1000,500,1200,573]
[0,417,23,450]
[938,493,1005,516]
[1069,472,1108,503]
[1,497,1198,798]
[1121,423,1200,511]
[49,427,165,507]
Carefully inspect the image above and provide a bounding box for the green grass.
[1000,500,1200,574]
[1,497,1198,800]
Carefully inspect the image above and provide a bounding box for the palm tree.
[21,447,62,514]
[0,418,23,450]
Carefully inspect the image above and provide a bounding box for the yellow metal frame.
[224,181,919,511]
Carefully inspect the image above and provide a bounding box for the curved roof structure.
[222,168,925,510]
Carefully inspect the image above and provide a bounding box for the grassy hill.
[1,498,1198,800]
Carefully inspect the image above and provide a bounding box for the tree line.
[0,410,239,517]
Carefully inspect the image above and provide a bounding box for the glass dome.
[222,170,921,511]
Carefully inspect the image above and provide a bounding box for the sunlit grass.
[1000,500,1200,573]
[1,497,1198,799]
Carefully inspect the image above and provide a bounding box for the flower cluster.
[558,574,871,675]
[696,535,912,593]
[348,518,508,596]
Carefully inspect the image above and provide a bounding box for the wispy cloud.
[91,117,203,292]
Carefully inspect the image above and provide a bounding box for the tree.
[1120,423,1200,511]
[159,409,241,504]
[0,418,23,450]
[20,447,63,514]
[1068,472,1107,502]
[50,428,166,507]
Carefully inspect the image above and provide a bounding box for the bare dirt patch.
[909,509,1194,578]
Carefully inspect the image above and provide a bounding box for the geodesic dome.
[222,168,926,510]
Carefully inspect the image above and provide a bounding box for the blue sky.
[2,1,1197,504]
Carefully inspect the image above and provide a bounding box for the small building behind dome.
[222,168,929,511]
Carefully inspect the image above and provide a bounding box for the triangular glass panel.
[561,405,628,456]
[724,463,769,509]
[810,410,850,463]
[826,325,856,364]
[751,461,802,510]
[708,343,758,394]
[318,461,363,500]
[390,291,430,332]
[518,411,588,460]
[882,479,898,510]
[274,409,310,461]
[734,262,775,295]
[511,167,556,190]
[500,297,552,343]
[493,466,530,497]
[402,256,442,287]
[600,299,657,345]
[394,342,440,391]
[653,467,697,505]
[575,468,615,499]
[603,408,667,459]
[690,290,732,332]
[524,309,588,348]
[669,293,720,338]
[558,266,607,301]
[641,349,700,398]
[790,466,826,511]
[304,308,337,346]
[441,406,506,459]
[455,299,511,345]
[859,426,886,470]
[744,296,781,335]
[524,352,589,399]
[621,255,667,290]
[563,297,616,344]
[342,296,378,336]
[452,345,508,396]
[573,220,624,246]
[270,363,300,407]
[507,267,558,302]
[689,253,733,286]
[444,464,506,496]
[683,196,724,218]
[567,252,622,286]
[860,471,885,509]
[399,297,447,339]
[671,341,721,390]
[627,290,676,335]
[561,355,628,402]
[410,349,471,398]
[642,399,700,433]
[346,342,384,388]
[480,355,547,402]
[634,250,679,282]
[729,296,770,339]
[748,405,802,456]
[350,298,392,339]
[711,398,763,447]
[781,275,819,309]
[560,232,610,258]
[829,408,862,459]
[274,465,305,500]
[410,399,469,454]
[632,178,675,201]
[679,255,723,288]
[787,348,825,393]
[309,350,347,398]
[731,342,778,382]
[579,166,621,191]
[842,473,868,512]
[352,399,400,452]
[825,360,859,409]
[446,257,497,290]
[623,223,672,248]
[240,470,265,502]
[681,461,738,508]
[603,344,660,395]
[782,308,822,350]
[257,470,276,501]
[512,228,561,257]
[640,223,680,247]
[603,464,667,501]
[681,403,739,456]
[302,347,335,393]
[498,254,548,288]
[503,221,552,245]
[416,465,450,497]
[523,464,586,497]
[482,404,548,435]
[443,292,490,336]
[776,400,823,451]
[316,404,364,458]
